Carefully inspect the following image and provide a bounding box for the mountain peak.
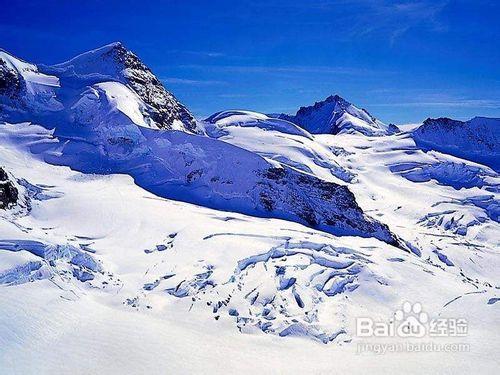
[105,41,124,49]
[88,41,125,54]
[298,94,350,115]
[325,94,350,105]
[0,44,201,133]
[277,94,392,136]
[45,43,200,133]
[51,41,143,77]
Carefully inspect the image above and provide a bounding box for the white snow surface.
[204,110,353,183]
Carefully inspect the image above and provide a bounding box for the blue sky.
[1,0,499,123]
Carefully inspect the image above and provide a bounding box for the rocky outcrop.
[259,167,399,245]
[0,58,21,99]
[102,43,199,133]
[0,167,18,209]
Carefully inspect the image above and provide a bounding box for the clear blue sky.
[1,0,499,123]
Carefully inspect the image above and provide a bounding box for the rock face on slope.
[413,117,500,171]
[276,94,396,136]
[258,167,398,244]
[0,43,200,133]
[0,58,21,100]
[0,167,18,209]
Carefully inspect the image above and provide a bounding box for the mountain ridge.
[0,43,499,369]
[413,116,500,171]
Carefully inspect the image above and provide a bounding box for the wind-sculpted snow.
[387,153,499,236]
[413,117,500,172]
[205,110,312,138]
[276,94,397,136]
[389,160,499,192]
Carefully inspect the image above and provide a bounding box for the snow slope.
[11,118,398,244]
[204,110,354,183]
[0,47,401,245]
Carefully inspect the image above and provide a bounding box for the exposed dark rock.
[259,166,400,246]
[186,168,203,183]
[0,57,23,115]
[104,43,199,133]
[0,167,19,209]
[0,58,21,98]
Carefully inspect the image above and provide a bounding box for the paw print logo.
[395,302,428,338]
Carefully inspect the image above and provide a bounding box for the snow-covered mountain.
[1,44,499,374]
[276,94,398,136]
[413,116,500,172]
[0,43,199,132]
